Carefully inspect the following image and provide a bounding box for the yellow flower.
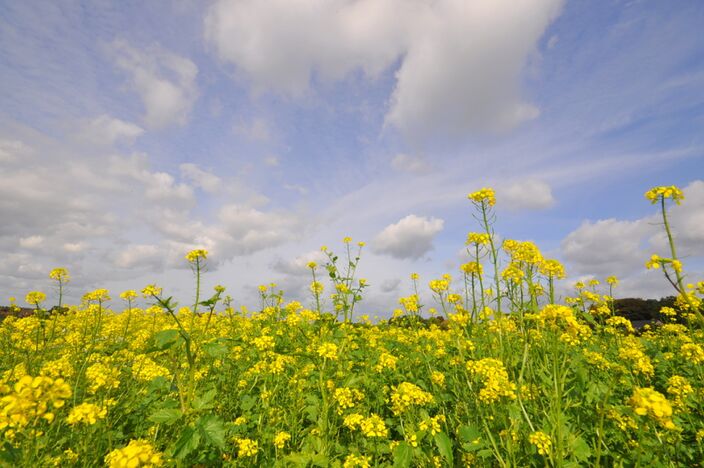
[141,284,162,297]
[120,290,137,301]
[343,454,371,468]
[466,232,491,245]
[606,276,619,286]
[49,268,70,282]
[342,236,352,244]
[307,261,317,269]
[529,431,552,455]
[359,414,388,438]
[645,185,684,205]
[389,382,434,415]
[629,387,676,429]
[317,342,338,360]
[25,291,46,306]
[467,187,496,206]
[235,438,259,458]
[273,431,291,449]
[66,402,107,425]
[83,288,111,303]
[105,439,163,467]
[185,249,208,262]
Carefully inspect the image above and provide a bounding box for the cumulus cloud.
[110,39,198,129]
[271,250,327,276]
[497,180,555,211]
[204,0,563,137]
[180,163,222,193]
[76,115,144,146]
[373,214,444,259]
[115,244,164,269]
[561,218,650,277]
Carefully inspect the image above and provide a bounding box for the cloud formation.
[110,40,198,129]
[373,214,444,259]
[204,0,563,137]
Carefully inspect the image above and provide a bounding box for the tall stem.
[661,197,703,325]
[481,204,501,314]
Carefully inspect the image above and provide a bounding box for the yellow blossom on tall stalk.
[466,232,491,245]
[49,268,70,308]
[83,288,111,303]
[25,291,46,308]
[645,185,684,204]
[468,187,496,206]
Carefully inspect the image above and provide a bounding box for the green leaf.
[172,426,201,460]
[570,436,592,462]
[150,329,181,351]
[310,453,329,467]
[434,432,454,466]
[192,388,217,411]
[203,341,228,359]
[148,408,182,425]
[284,453,310,467]
[392,441,413,467]
[240,394,256,411]
[197,414,227,449]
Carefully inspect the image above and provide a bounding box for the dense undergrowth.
[1,186,703,467]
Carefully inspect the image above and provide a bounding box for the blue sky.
[1,0,703,313]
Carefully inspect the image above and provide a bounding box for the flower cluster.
[644,185,685,205]
[529,431,552,455]
[389,382,434,415]
[468,187,496,206]
[629,387,676,429]
[104,439,163,467]
[0,375,71,431]
[66,402,107,425]
[466,358,517,404]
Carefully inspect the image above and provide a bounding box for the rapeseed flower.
[105,439,163,467]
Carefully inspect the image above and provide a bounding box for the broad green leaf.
[392,441,413,467]
[150,329,181,351]
[197,414,226,449]
[434,432,454,466]
[148,408,182,425]
[172,426,200,460]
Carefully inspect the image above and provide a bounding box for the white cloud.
[180,163,222,193]
[116,244,163,269]
[110,39,198,129]
[390,153,430,174]
[561,218,650,277]
[0,139,32,163]
[373,214,444,259]
[498,180,555,211]
[205,0,563,137]
[19,235,43,249]
[272,250,327,276]
[77,115,144,146]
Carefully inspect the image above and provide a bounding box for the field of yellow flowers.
[1,186,703,467]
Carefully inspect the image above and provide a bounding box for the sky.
[1,0,703,315]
